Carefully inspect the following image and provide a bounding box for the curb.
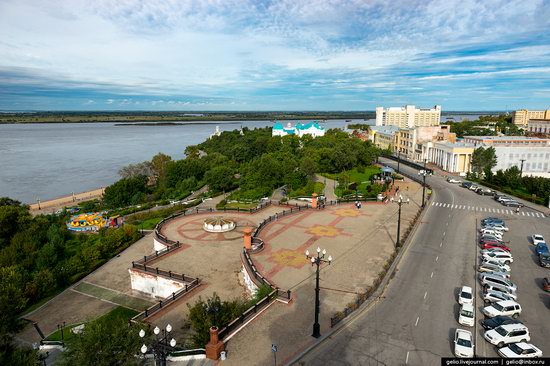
[285,186,434,365]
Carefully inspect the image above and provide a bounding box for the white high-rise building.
[375,105,441,128]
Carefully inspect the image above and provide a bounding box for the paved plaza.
[17,178,423,366]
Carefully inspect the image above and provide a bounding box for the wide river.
[0,114,482,203]
[0,119,356,203]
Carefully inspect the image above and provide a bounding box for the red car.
[543,277,550,292]
[482,242,511,251]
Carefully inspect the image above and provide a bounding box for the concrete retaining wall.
[153,237,169,252]
[129,269,184,298]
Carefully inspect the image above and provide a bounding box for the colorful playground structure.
[67,212,122,232]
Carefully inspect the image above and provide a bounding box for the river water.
[0,115,483,203]
[0,119,355,203]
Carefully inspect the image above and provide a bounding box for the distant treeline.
[0,111,375,124]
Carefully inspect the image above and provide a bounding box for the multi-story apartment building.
[512,108,550,126]
[375,105,441,128]
[463,136,550,177]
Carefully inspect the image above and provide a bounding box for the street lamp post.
[397,150,401,173]
[305,247,332,338]
[519,159,526,178]
[140,324,177,366]
[391,195,410,248]
[420,159,428,208]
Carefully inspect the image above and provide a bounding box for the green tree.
[103,176,148,208]
[151,153,172,185]
[471,146,497,178]
[59,314,142,366]
[0,266,27,335]
[204,166,236,192]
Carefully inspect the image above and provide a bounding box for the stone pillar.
[312,193,318,209]
[205,326,225,360]
[243,227,252,250]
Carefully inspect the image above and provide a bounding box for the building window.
[538,163,543,170]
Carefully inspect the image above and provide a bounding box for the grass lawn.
[322,166,382,197]
[289,181,325,197]
[74,282,154,311]
[137,217,163,230]
[45,306,139,342]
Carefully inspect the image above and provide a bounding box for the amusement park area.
[67,212,123,232]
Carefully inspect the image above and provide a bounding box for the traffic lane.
[410,193,479,364]
[297,176,455,365]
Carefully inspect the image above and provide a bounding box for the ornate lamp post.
[419,159,428,208]
[305,247,332,338]
[140,324,177,366]
[391,195,409,247]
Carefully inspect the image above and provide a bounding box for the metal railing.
[131,262,198,284]
[218,289,278,341]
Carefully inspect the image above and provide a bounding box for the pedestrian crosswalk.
[430,201,547,218]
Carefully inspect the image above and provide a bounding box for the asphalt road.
[293,158,550,365]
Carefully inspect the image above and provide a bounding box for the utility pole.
[397,150,401,173]
[519,159,526,178]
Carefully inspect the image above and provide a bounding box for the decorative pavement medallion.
[268,249,308,269]
[332,208,362,217]
[306,225,343,237]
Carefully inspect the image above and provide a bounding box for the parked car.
[483,224,509,232]
[458,286,473,305]
[454,329,474,358]
[478,263,510,275]
[496,195,511,202]
[543,277,550,292]
[484,284,517,298]
[482,242,511,251]
[539,253,550,268]
[479,236,506,245]
[502,200,524,208]
[498,343,543,358]
[481,274,517,293]
[485,324,530,347]
[447,177,461,184]
[480,270,511,280]
[477,188,494,195]
[482,251,513,264]
[481,315,522,330]
[482,217,504,224]
[480,259,511,272]
[469,185,479,191]
[482,300,522,318]
[535,242,549,256]
[480,230,503,240]
[531,234,545,246]
[458,303,475,327]
[461,181,473,189]
[483,289,516,304]
[481,247,509,255]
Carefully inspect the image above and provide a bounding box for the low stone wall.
[129,269,186,299]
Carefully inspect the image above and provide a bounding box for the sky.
[0,0,549,111]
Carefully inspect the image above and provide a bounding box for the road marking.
[506,210,511,214]
[443,231,446,236]
[415,316,419,326]
[406,351,410,364]
[446,222,449,226]
[424,291,427,299]
[522,212,525,216]
[440,242,442,247]
[435,255,439,262]
[431,202,435,206]
[430,271,434,278]
[468,206,471,210]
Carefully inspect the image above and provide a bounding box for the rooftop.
[464,135,550,141]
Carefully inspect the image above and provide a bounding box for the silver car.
[483,290,516,304]
[481,274,517,293]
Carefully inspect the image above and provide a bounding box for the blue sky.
[0,0,549,111]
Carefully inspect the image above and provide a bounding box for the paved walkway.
[221,179,423,365]
[315,174,337,201]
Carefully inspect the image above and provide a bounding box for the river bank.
[29,188,105,215]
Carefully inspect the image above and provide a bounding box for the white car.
[480,229,503,239]
[481,258,511,272]
[458,304,475,327]
[484,224,509,232]
[447,177,461,184]
[478,262,510,275]
[481,248,508,255]
[484,284,517,299]
[484,324,530,347]
[481,275,517,293]
[498,343,543,358]
[454,329,474,358]
[482,251,513,264]
[483,289,516,304]
[482,300,522,318]
[479,271,510,280]
[458,286,473,305]
[532,234,545,246]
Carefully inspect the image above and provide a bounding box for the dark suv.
[539,253,550,268]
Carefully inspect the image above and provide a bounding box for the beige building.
[512,108,550,126]
[393,125,456,162]
[376,104,441,128]
[369,125,399,150]
[429,142,474,173]
[527,119,550,135]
